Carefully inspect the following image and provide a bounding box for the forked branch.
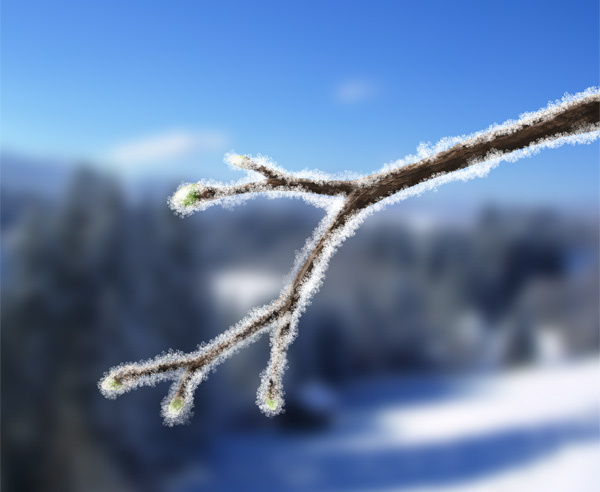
[100,90,599,423]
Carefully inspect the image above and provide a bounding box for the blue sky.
[2,0,598,209]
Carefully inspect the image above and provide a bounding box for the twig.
[99,90,599,423]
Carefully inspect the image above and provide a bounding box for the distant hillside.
[1,151,73,198]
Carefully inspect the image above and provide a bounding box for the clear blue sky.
[2,0,598,209]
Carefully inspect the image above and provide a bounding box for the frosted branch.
[100,88,600,424]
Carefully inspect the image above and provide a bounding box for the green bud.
[102,375,124,392]
[265,397,278,411]
[172,184,200,208]
[181,190,200,207]
[168,396,185,415]
[230,154,246,168]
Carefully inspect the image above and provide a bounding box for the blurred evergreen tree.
[2,167,212,492]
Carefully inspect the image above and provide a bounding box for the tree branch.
[100,89,599,423]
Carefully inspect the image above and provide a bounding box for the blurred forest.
[1,158,598,492]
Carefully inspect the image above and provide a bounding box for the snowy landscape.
[175,359,600,492]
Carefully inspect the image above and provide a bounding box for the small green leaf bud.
[172,184,201,208]
[168,396,185,416]
[229,154,246,168]
[101,375,124,392]
[265,397,278,411]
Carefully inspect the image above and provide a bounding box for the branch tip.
[101,375,124,392]
[167,396,186,417]
[171,183,202,209]
[228,154,247,169]
[265,397,279,411]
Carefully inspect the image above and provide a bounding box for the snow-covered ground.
[176,358,600,492]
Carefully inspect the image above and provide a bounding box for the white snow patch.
[212,269,282,312]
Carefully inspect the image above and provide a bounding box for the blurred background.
[1,1,599,491]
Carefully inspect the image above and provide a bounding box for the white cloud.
[334,79,379,104]
[107,130,228,165]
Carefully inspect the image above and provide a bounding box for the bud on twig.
[265,396,279,411]
[228,154,247,169]
[171,183,202,209]
[168,396,185,416]
[101,375,124,392]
